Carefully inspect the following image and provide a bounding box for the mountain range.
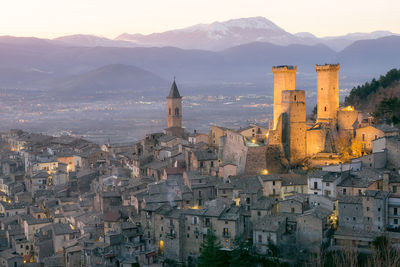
[54,17,398,51]
[0,17,399,98]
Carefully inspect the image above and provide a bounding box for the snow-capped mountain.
[116,17,305,50]
[50,17,398,51]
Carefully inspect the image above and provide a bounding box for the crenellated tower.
[272,65,297,129]
[315,64,340,124]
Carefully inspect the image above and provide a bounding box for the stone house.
[0,249,23,267]
[218,163,237,178]
[296,206,333,247]
[0,202,26,217]
[188,150,218,175]
[355,124,398,154]
[278,196,306,214]
[239,124,268,142]
[253,215,286,253]
[307,170,342,197]
[259,175,282,198]
[209,125,228,147]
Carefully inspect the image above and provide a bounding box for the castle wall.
[281,90,306,165]
[272,66,297,130]
[220,130,248,174]
[306,128,327,156]
[315,64,340,124]
[244,146,267,175]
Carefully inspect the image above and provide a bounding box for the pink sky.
[0,0,399,38]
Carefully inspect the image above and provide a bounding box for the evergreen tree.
[230,236,258,267]
[198,228,228,267]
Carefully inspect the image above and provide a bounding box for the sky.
[0,0,399,39]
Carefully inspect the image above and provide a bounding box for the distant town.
[0,63,400,267]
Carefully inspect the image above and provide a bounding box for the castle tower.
[281,90,306,165]
[315,64,340,124]
[272,65,297,129]
[167,79,182,128]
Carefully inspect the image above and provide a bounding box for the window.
[294,95,296,101]
[225,221,228,224]
[223,228,229,237]
[378,208,381,212]
[291,207,295,213]
[343,189,347,195]
[324,106,327,112]
[395,219,399,225]
[367,207,370,211]
[395,208,398,215]
[175,108,179,115]
[211,161,214,167]
[199,191,202,198]
[358,189,362,196]
[246,198,250,204]
[169,108,171,115]
[272,181,275,186]
[353,217,356,221]
[258,234,262,243]
[326,182,330,187]
[314,182,318,190]
[362,134,365,141]
[393,186,397,193]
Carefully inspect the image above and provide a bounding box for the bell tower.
[167,79,182,128]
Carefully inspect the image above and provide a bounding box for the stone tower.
[281,90,306,165]
[272,65,297,129]
[315,64,340,124]
[167,79,182,128]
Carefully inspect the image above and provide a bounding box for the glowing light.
[70,224,75,230]
[190,205,199,210]
[234,198,240,206]
[342,106,354,111]
[251,139,256,144]
[265,132,269,139]
[262,169,269,175]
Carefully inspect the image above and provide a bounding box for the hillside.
[50,64,169,97]
[344,68,400,123]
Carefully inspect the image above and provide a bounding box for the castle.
[268,64,361,168]
[163,64,396,174]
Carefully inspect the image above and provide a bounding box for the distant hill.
[54,34,137,48]
[50,64,169,97]
[0,35,399,97]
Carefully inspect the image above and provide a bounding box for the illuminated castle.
[268,64,359,167]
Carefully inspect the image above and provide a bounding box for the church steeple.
[168,79,181,99]
[167,79,183,130]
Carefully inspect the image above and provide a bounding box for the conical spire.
[167,78,181,98]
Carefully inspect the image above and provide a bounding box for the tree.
[369,236,400,267]
[230,236,258,267]
[198,228,228,267]
[350,138,363,157]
